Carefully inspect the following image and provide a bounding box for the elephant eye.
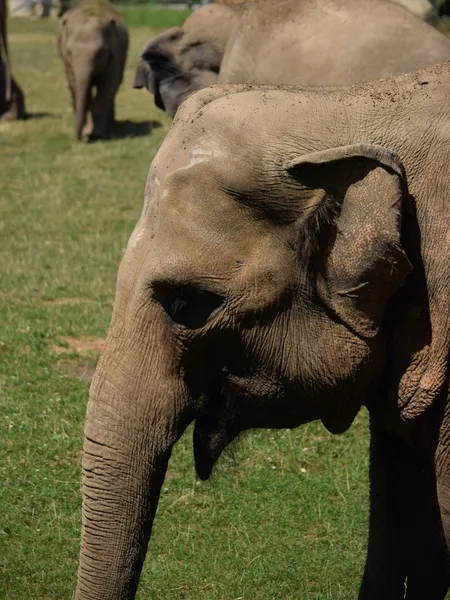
[152,282,224,329]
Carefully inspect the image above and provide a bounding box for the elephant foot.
[88,124,112,142]
[87,129,111,143]
[84,116,111,142]
[1,95,27,121]
[81,111,94,138]
[82,125,93,138]
[87,134,104,143]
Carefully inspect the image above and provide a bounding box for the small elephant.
[133,2,241,117]
[134,0,450,118]
[58,0,128,140]
[0,0,26,120]
[76,60,450,599]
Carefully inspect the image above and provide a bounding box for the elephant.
[134,0,450,118]
[76,59,450,599]
[58,0,128,140]
[392,0,439,24]
[0,0,26,120]
[219,0,450,86]
[133,2,242,118]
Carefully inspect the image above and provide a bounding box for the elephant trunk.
[75,315,192,600]
[74,70,91,141]
[434,399,450,549]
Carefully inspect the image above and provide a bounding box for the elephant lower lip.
[227,372,280,400]
[193,412,237,481]
[192,374,241,480]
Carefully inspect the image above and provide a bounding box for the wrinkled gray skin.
[58,0,128,140]
[133,3,241,117]
[134,0,450,118]
[76,61,450,599]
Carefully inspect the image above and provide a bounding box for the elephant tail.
[75,71,91,140]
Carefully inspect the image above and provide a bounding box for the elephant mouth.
[193,374,242,481]
[192,370,288,480]
[192,366,327,480]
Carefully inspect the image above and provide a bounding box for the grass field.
[115,6,192,28]
[1,14,371,600]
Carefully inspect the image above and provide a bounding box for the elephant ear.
[58,15,70,57]
[132,29,188,115]
[133,59,152,91]
[104,18,119,47]
[288,144,412,338]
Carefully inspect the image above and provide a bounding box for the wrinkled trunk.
[75,70,91,140]
[434,397,450,550]
[75,309,193,600]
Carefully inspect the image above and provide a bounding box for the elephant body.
[134,0,450,117]
[77,61,450,599]
[0,0,26,120]
[220,0,450,86]
[218,0,440,22]
[58,0,128,140]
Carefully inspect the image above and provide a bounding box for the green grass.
[10,4,192,28]
[118,6,192,28]
[1,17,370,600]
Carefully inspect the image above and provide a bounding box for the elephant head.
[75,87,412,599]
[133,4,241,117]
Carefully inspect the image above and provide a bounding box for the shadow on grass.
[24,112,59,120]
[109,119,162,139]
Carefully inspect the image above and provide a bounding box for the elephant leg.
[83,107,94,138]
[90,68,118,139]
[64,63,76,112]
[80,88,93,138]
[107,100,115,128]
[1,75,26,120]
[69,85,76,111]
[359,418,450,600]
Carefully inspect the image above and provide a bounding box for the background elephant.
[219,0,450,86]
[0,0,26,119]
[134,0,450,118]
[133,2,241,117]
[392,0,439,24]
[76,61,450,599]
[58,0,128,140]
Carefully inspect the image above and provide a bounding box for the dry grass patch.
[43,297,92,306]
[56,357,97,383]
[52,336,105,355]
